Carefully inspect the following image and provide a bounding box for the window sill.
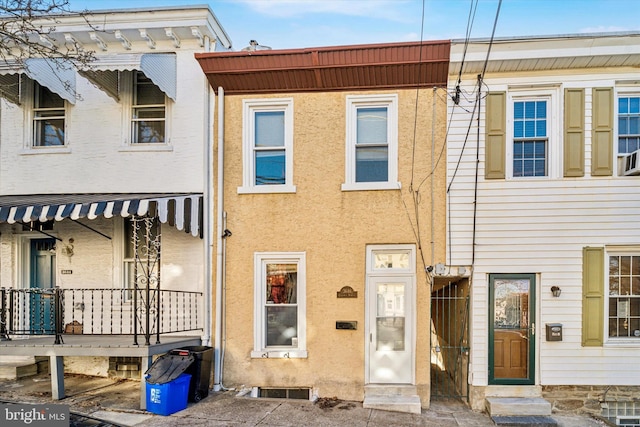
[341,181,401,191]
[20,146,71,155]
[251,350,307,359]
[604,339,640,348]
[238,184,297,194]
[118,144,173,152]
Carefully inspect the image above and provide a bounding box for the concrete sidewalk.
[0,373,608,426]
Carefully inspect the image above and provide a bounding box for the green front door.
[30,238,56,334]
[489,273,536,385]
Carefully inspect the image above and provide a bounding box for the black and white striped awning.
[0,193,203,238]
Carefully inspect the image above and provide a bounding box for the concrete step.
[486,397,552,417]
[492,415,558,426]
[363,385,421,414]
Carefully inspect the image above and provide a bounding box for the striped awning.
[0,193,203,238]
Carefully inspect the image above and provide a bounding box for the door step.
[486,397,552,416]
[492,416,558,426]
[363,385,421,414]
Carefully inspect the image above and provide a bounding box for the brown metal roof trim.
[195,40,450,94]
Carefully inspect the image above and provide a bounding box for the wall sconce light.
[61,238,74,258]
[551,285,561,298]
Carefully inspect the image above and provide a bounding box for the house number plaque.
[337,286,357,298]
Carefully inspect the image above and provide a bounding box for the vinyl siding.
[447,70,640,387]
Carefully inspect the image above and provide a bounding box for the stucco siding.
[217,88,448,402]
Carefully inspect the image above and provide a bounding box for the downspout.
[213,86,225,391]
[202,35,214,348]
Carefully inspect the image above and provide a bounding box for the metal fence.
[0,287,202,345]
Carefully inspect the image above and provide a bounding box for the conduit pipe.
[202,35,213,348]
[213,86,225,391]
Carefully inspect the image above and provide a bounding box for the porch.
[0,287,204,410]
[0,334,201,410]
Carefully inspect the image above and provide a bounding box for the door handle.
[530,322,535,336]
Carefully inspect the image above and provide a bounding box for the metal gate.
[430,280,470,401]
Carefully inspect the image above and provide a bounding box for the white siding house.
[447,33,640,417]
[0,6,231,407]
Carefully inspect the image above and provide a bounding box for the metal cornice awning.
[79,53,177,101]
[0,193,203,238]
[0,58,77,105]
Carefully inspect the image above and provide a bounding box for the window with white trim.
[239,98,295,194]
[32,81,66,147]
[607,251,640,340]
[131,71,166,144]
[618,95,640,155]
[506,89,559,179]
[343,94,399,191]
[252,252,306,358]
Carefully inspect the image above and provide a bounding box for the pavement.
[0,373,610,426]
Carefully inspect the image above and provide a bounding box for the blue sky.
[68,0,640,50]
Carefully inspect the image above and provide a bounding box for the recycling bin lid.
[145,352,195,384]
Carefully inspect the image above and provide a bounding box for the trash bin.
[171,346,213,402]
[146,373,191,416]
[144,351,195,415]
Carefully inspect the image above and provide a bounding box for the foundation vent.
[256,388,310,400]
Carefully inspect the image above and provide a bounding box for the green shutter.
[564,88,585,177]
[591,88,613,176]
[582,246,604,347]
[485,92,506,179]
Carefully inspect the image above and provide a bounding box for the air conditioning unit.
[623,149,640,176]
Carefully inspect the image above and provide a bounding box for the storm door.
[489,274,535,385]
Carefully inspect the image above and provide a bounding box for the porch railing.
[0,287,202,345]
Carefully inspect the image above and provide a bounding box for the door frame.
[364,244,416,385]
[488,273,536,385]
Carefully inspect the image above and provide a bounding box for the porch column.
[50,355,64,400]
[140,355,152,410]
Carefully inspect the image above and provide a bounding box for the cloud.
[235,0,415,22]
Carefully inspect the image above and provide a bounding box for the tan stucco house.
[196,40,465,411]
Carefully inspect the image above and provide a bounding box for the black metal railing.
[0,287,202,345]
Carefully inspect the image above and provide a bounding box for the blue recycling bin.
[146,373,191,416]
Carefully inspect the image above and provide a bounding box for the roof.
[450,32,640,76]
[195,40,451,94]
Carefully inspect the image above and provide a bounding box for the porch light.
[551,285,561,298]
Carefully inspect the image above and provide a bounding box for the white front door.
[368,276,413,383]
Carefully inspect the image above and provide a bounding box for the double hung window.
[240,99,295,193]
[607,252,640,340]
[33,82,65,147]
[131,71,166,144]
[618,96,640,155]
[343,94,399,190]
[253,252,306,358]
[512,100,548,177]
[123,217,159,300]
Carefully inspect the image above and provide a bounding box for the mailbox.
[545,323,562,341]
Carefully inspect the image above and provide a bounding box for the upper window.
[131,71,166,144]
[343,94,399,191]
[512,100,548,177]
[239,99,295,194]
[33,82,65,147]
[252,252,306,358]
[618,96,640,155]
[607,252,640,340]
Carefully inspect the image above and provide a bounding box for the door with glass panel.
[489,274,536,385]
[368,276,413,383]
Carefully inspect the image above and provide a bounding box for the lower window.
[252,252,307,358]
[608,253,640,339]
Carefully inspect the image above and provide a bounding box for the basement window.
[257,387,310,400]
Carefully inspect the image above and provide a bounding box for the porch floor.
[0,334,202,409]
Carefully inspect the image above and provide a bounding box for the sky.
[67,0,640,51]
